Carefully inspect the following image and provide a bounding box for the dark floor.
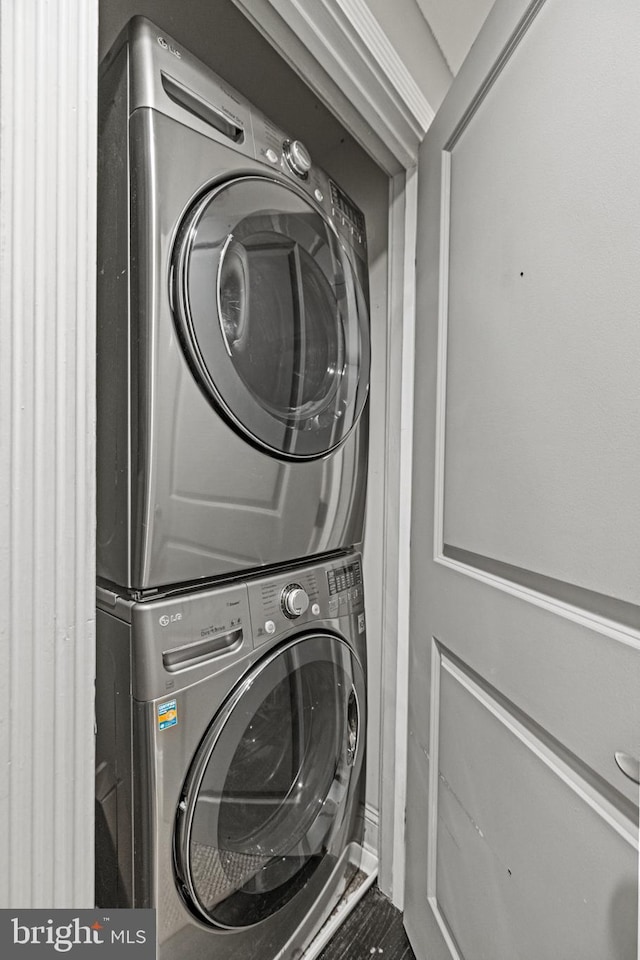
[317,885,417,960]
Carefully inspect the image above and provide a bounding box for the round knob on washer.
[283,139,312,178]
[281,584,310,618]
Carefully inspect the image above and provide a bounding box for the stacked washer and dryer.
[95,17,372,960]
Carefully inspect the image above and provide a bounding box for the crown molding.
[233,0,435,172]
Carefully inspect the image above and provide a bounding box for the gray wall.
[100,0,390,836]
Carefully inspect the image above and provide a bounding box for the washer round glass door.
[174,633,365,928]
[171,176,370,459]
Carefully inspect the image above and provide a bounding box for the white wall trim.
[0,0,98,907]
[390,165,418,909]
[426,639,461,960]
[377,168,417,905]
[328,0,434,132]
[232,0,435,171]
[432,150,451,559]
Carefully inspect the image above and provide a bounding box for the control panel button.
[314,188,324,203]
[283,139,311,178]
[265,147,279,164]
[265,620,276,634]
[281,583,310,618]
[311,602,320,616]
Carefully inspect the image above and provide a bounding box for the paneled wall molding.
[440,654,637,849]
[232,0,435,171]
[435,555,640,652]
[0,0,98,907]
[434,136,640,654]
[426,639,638,960]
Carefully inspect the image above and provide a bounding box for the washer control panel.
[248,554,365,646]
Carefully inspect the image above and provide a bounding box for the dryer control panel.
[251,112,368,264]
[248,554,365,646]
[110,17,368,267]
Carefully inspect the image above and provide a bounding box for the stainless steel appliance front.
[97,18,370,592]
[95,552,368,960]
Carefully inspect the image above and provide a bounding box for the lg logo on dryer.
[159,613,182,627]
[157,35,182,58]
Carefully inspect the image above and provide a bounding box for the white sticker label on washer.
[158,698,178,730]
[357,613,366,634]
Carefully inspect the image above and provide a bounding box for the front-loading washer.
[97,18,371,595]
[95,551,367,959]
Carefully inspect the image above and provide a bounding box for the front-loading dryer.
[97,18,371,594]
[95,552,367,960]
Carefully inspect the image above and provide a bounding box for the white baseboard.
[362,801,380,859]
[302,842,379,960]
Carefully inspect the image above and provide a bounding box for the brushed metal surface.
[97,17,370,592]
[95,552,368,959]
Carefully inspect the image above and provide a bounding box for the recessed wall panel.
[434,660,637,960]
[441,0,640,605]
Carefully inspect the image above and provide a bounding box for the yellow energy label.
[158,699,178,730]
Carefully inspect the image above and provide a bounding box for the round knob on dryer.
[283,139,312,178]
[281,584,310,618]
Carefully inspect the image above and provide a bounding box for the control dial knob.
[283,139,312,178]
[281,583,310,619]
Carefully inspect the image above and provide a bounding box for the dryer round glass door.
[174,633,365,928]
[171,176,370,459]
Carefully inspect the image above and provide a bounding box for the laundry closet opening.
[97,0,391,950]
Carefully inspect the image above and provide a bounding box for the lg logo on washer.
[159,612,182,627]
[157,35,181,58]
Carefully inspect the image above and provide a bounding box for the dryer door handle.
[346,686,359,767]
[216,232,248,358]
